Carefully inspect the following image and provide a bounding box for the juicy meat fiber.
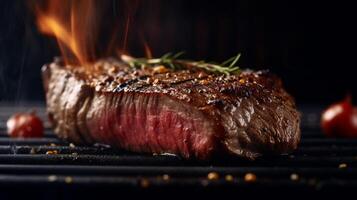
[42,58,300,160]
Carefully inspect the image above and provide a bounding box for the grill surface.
[0,104,356,198]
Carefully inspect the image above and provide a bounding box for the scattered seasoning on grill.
[140,178,150,188]
[30,147,36,154]
[207,172,220,180]
[50,143,56,147]
[46,150,58,155]
[290,173,299,181]
[48,175,57,182]
[244,173,257,183]
[339,163,348,169]
[225,174,234,182]
[162,174,170,181]
[71,152,78,156]
[65,176,73,184]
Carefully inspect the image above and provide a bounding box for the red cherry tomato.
[321,96,357,138]
[7,112,44,138]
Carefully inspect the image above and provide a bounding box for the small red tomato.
[321,96,357,138]
[7,112,44,138]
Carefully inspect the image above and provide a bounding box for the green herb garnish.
[121,52,241,75]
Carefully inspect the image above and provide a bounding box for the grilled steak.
[42,58,300,160]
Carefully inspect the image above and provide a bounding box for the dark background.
[0,0,356,104]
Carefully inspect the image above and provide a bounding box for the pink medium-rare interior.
[85,92,218,158]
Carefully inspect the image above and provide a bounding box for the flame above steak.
[34,0,138,66]
[35,0,96,65]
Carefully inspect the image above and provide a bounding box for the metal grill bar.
[0,104,356,194]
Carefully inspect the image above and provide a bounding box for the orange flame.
[34,0,145,66]
[38,16,84,64]
[35,0,102,65]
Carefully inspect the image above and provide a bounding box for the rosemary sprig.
[121,52,241,75]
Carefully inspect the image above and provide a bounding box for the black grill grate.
[0,104,356,198]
